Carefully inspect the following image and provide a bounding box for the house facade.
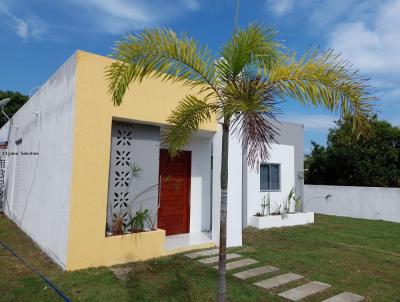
[0,51,303,271]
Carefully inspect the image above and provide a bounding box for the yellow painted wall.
[66,50,216,270]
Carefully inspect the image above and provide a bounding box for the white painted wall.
[183,135,212,233]
[212,126,243,247]
[304,185,400,223]
[244,143,295,226]
[0,122,10,212]
[2,53,76,268]
[0,121,10,142]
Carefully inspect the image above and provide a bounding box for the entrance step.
[254,273,304,290]
[165,232,215,255]
[278,281,331,301]
[321,292,365,302]
[233,265,279,280]
[198,253,241,264]
[185,248,219,259]
[214,258,258,271]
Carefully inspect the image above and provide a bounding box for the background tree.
[305,116,400,187]
[0,90,28,127]
[106,25,373,302]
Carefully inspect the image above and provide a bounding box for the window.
[260,163,280,191]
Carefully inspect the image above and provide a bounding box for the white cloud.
[80,0,152,23]
[307,0,382,28]
[283,114,336,133]
[14,18,28,39]
[0,2,47,40]
[182,0,200,11]
[268,0,400,78]
[327,0,400,124]
[69,0,201,34]
[385,89,400,98]
[329,1,400,75]
[265,0,400,126]
[390,117,400,126]
[265,0,294,16]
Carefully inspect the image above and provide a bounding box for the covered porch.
[105,119,216,252]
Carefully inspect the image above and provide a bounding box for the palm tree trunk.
[217,121,229,302]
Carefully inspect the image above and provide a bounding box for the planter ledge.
[249,212,314,229]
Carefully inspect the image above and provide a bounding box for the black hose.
[0,239,72,302]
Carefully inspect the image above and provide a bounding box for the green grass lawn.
[1,214,399,302]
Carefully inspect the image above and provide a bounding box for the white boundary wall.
[1,54,76,268]
[304,185,400,223]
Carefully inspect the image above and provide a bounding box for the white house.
[0,51,304,270]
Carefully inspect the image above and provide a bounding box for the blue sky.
[1,0,399,152]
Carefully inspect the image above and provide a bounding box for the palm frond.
[163,95,217,156]
[106,29,219,106]
[224,74,280,168]
[269,50,376,134]
[216,24,281,85]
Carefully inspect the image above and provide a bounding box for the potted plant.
[112,215,124,235]
[255,194,270,217]
[125,207,155,233]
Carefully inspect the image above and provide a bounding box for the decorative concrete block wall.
[106,121,160,231]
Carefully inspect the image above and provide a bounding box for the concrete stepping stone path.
[189,249,363,302]
[278,281,331,301]
[321,292,365,302]
[214,258,258,271]
[254,273,303,290]
[185,248,219,259]
[198,253,241,264]
[233,265,279,280]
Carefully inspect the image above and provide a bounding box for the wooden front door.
[158,149,191,236]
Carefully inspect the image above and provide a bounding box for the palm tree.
[106,24,374,302]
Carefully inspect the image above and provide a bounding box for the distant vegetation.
[0,90,28,128]
[305,116,400,187]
